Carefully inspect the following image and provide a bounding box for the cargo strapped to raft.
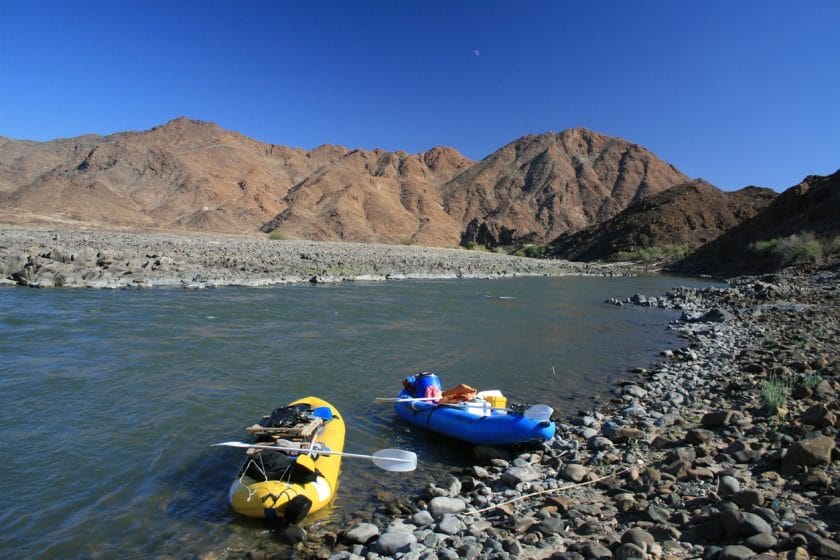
[239,404,326,483]
[246,403,324,440]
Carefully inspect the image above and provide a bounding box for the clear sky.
[1,1,838,191]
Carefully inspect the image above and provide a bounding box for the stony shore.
[0,226,632,288]
[252,261,839,560]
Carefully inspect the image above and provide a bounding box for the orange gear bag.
[440,383,477,403]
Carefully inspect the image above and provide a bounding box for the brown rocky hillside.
[1,118,693,246]
[260,146,473,246]
[0,117,340,232]
[442,128,690,247]
[549,180,776,261]
[671,169,840,275]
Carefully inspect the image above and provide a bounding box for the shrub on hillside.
[463,241,490,252]
[513,244,550,259]
[748,232,840,265]
[613,244,690,264]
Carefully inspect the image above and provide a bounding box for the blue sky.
[1,1,838,191]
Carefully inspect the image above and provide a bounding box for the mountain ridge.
[444,128,689,247]
[0,117,703,249]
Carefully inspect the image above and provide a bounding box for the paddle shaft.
[384,397,514,413]
[214,442,414,464]
[373,396,440,403]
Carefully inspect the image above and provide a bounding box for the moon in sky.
[473,49,480,57]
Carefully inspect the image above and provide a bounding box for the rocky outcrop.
[549,180,776,262]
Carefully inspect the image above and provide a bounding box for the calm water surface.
[0,275,720,558]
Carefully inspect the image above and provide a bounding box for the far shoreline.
[0,224,643,289]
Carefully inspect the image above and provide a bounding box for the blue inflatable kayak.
[394,372,556,446]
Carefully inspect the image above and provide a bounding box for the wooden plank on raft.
[298,416,323,438]
[245,416,323,437]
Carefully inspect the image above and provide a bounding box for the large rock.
[343,522,379,544]
[781,436,836,474]
[374,530,417,555]
[428,496,466,518]
[718,544,757,560]
[502,465,541,486]
[719,510,772,538]
[436,513,466,536]
[559,464,589,483]
[801,404,837,428]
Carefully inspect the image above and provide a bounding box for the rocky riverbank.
[249,261,839,560]
[0,226,632,288]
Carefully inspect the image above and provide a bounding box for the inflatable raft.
[394,372,556,446]
[227,396,345,522]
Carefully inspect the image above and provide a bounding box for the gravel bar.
[0,226,636,288]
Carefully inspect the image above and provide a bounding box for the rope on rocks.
[466,466,635,516]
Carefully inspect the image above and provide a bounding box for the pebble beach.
[277,262,838,560]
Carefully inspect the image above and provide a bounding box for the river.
[0,275,719,558]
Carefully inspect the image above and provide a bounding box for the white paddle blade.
[523,404,554,422]
[215,441,252,449]
[371,449,417,472]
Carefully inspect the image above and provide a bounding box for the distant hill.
[0,118,691,246]
[548,180,776,262]
[0,117,334,232]
[441,128,689,247]
[670,169,840,275]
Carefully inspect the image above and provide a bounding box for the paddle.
[373,397,554,422]
[372,396,440,403]
[213,441,417,472]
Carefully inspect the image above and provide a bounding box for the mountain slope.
[260,146,472,246]
[0,117,340,232]
[441,128,690,247]
[671,169,840,275]
[549,180,776,261]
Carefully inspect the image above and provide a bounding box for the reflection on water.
[0,275,719,558]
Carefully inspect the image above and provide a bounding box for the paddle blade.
[214,441,251,449]
[371,449,417,472]
[523,404,554,422]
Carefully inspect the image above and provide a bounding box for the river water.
[0,275,719,558]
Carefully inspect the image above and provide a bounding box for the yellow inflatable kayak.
[227,396,345,522]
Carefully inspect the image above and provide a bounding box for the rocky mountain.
[0,118,348,233]
[0,117,474,240]
[549,180,777,261]
[443,128,690,247]
[0,118,692,246]
[671,169,840,275]
[260,146,472,246]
